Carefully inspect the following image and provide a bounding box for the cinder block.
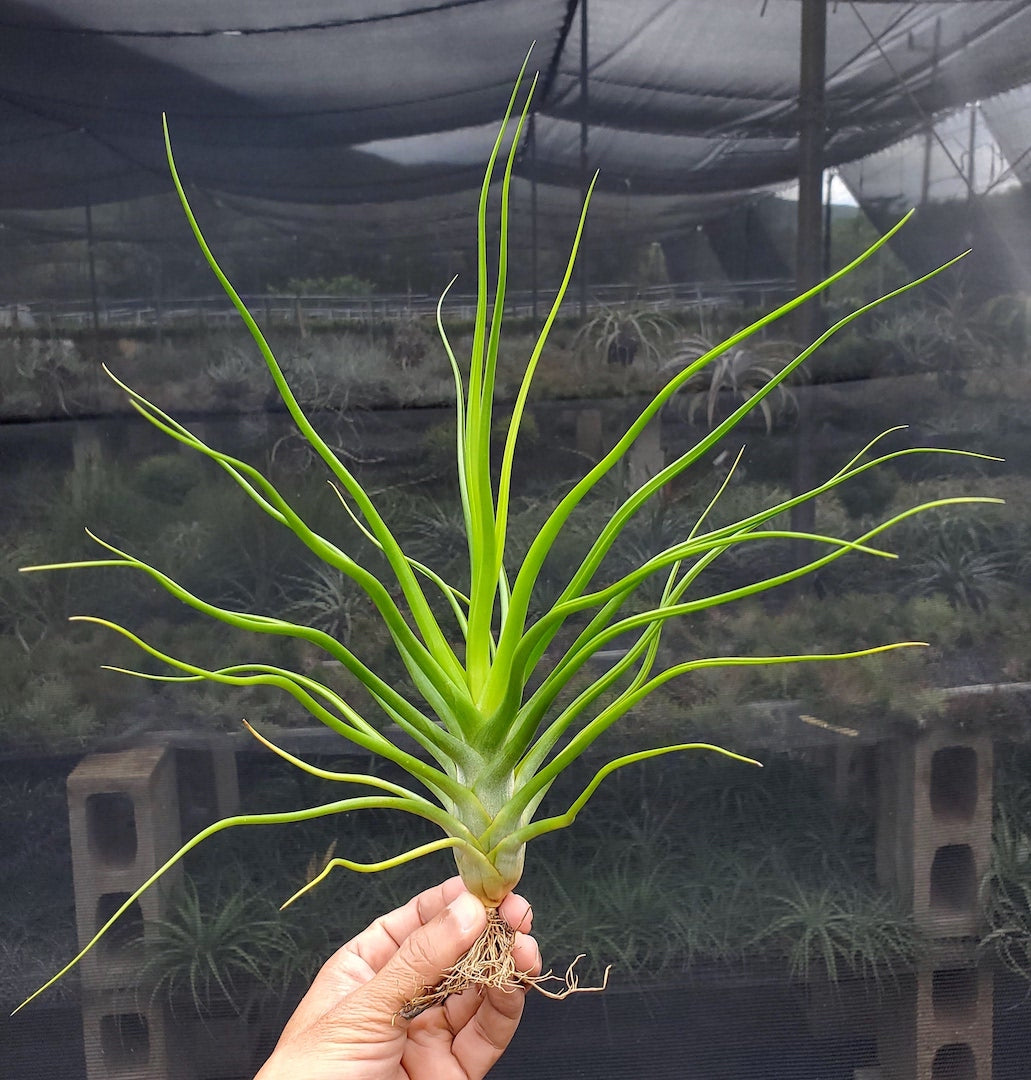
[875,731,994,1077]
[574,407,604,459]
[626,417,663,490]
[876,732,992,936]
[67,748,183,989]
[81,986,186,1080]
[878,961,992,1080]
[175,743,239,839]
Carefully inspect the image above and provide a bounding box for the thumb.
[349,890,487,1024]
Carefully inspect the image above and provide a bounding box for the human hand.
[254,877,541,1080]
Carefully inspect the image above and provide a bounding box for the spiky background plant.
[18,56,997,1012]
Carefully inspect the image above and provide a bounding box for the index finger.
[349,876,469,975]
[350,879,533,975]
[277,877,468,1037]
[285,877,537,1035]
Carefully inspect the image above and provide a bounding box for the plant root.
[397,908,611,1021]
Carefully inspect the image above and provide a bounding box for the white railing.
[2,280,794,333]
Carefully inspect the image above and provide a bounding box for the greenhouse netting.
[3,5,1031,1080]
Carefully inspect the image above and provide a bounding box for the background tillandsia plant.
[17,54,998,1012]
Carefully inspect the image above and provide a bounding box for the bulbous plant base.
[397,909,611,1021]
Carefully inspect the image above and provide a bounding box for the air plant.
[17,54,997,1015]
[664,335,799,433]
[138,876,293,1018]
[572,302,677,366]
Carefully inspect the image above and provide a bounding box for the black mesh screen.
[4,4,1031,1079]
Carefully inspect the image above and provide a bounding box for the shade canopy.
[2,0,1030,210]
[2,0,1030,302]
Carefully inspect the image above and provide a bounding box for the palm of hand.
[255,880,539,1080]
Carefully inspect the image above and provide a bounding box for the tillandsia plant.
[18,55,998,1015]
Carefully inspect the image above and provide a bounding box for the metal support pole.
[791,0,827,549]
[84,201,100,333]
[577,0,589,319]
[919,17,942,206]
[154,255,164,346]
[530,111,539,321]
[965,101,979,253]
[796,0,826,312]
[823,168,834,286]
[967,101,978,201]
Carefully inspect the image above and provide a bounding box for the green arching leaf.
[496,250,971,695]
[538,527,896,627]
[471,73,539,688]
[280,838,467,912]
[522,496,999,709]
[30,530,467,766]
[511,449,997,700]
[13,796,478,1016]
[482,523,894,760]
[502,642,929,831]
[503,491,998,774]
[242,720,439,804]
[504,742,764,851]
[492,171,599,602]
[103,365,292,524]
[501,453,749,764]
[510,549,732,779]
[482,71,539,461]
[108,368,471,716]
[328,480,476,648]
[162,117,465,690]
[488,213,925,694]
[436,277,475,545]
[70,615,471,805]
[463,54,536,696]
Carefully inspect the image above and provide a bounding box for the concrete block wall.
[877,731,993,936]
[68,748,184,991]
[878,953,993,1080]
[875,731,994,1080]
[68,747,183,1080]
[175,742,240,839]
[67,742,243,1080]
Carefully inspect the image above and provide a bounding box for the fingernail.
[447,891,483,935]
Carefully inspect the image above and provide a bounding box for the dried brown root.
[397,908,611,1021]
